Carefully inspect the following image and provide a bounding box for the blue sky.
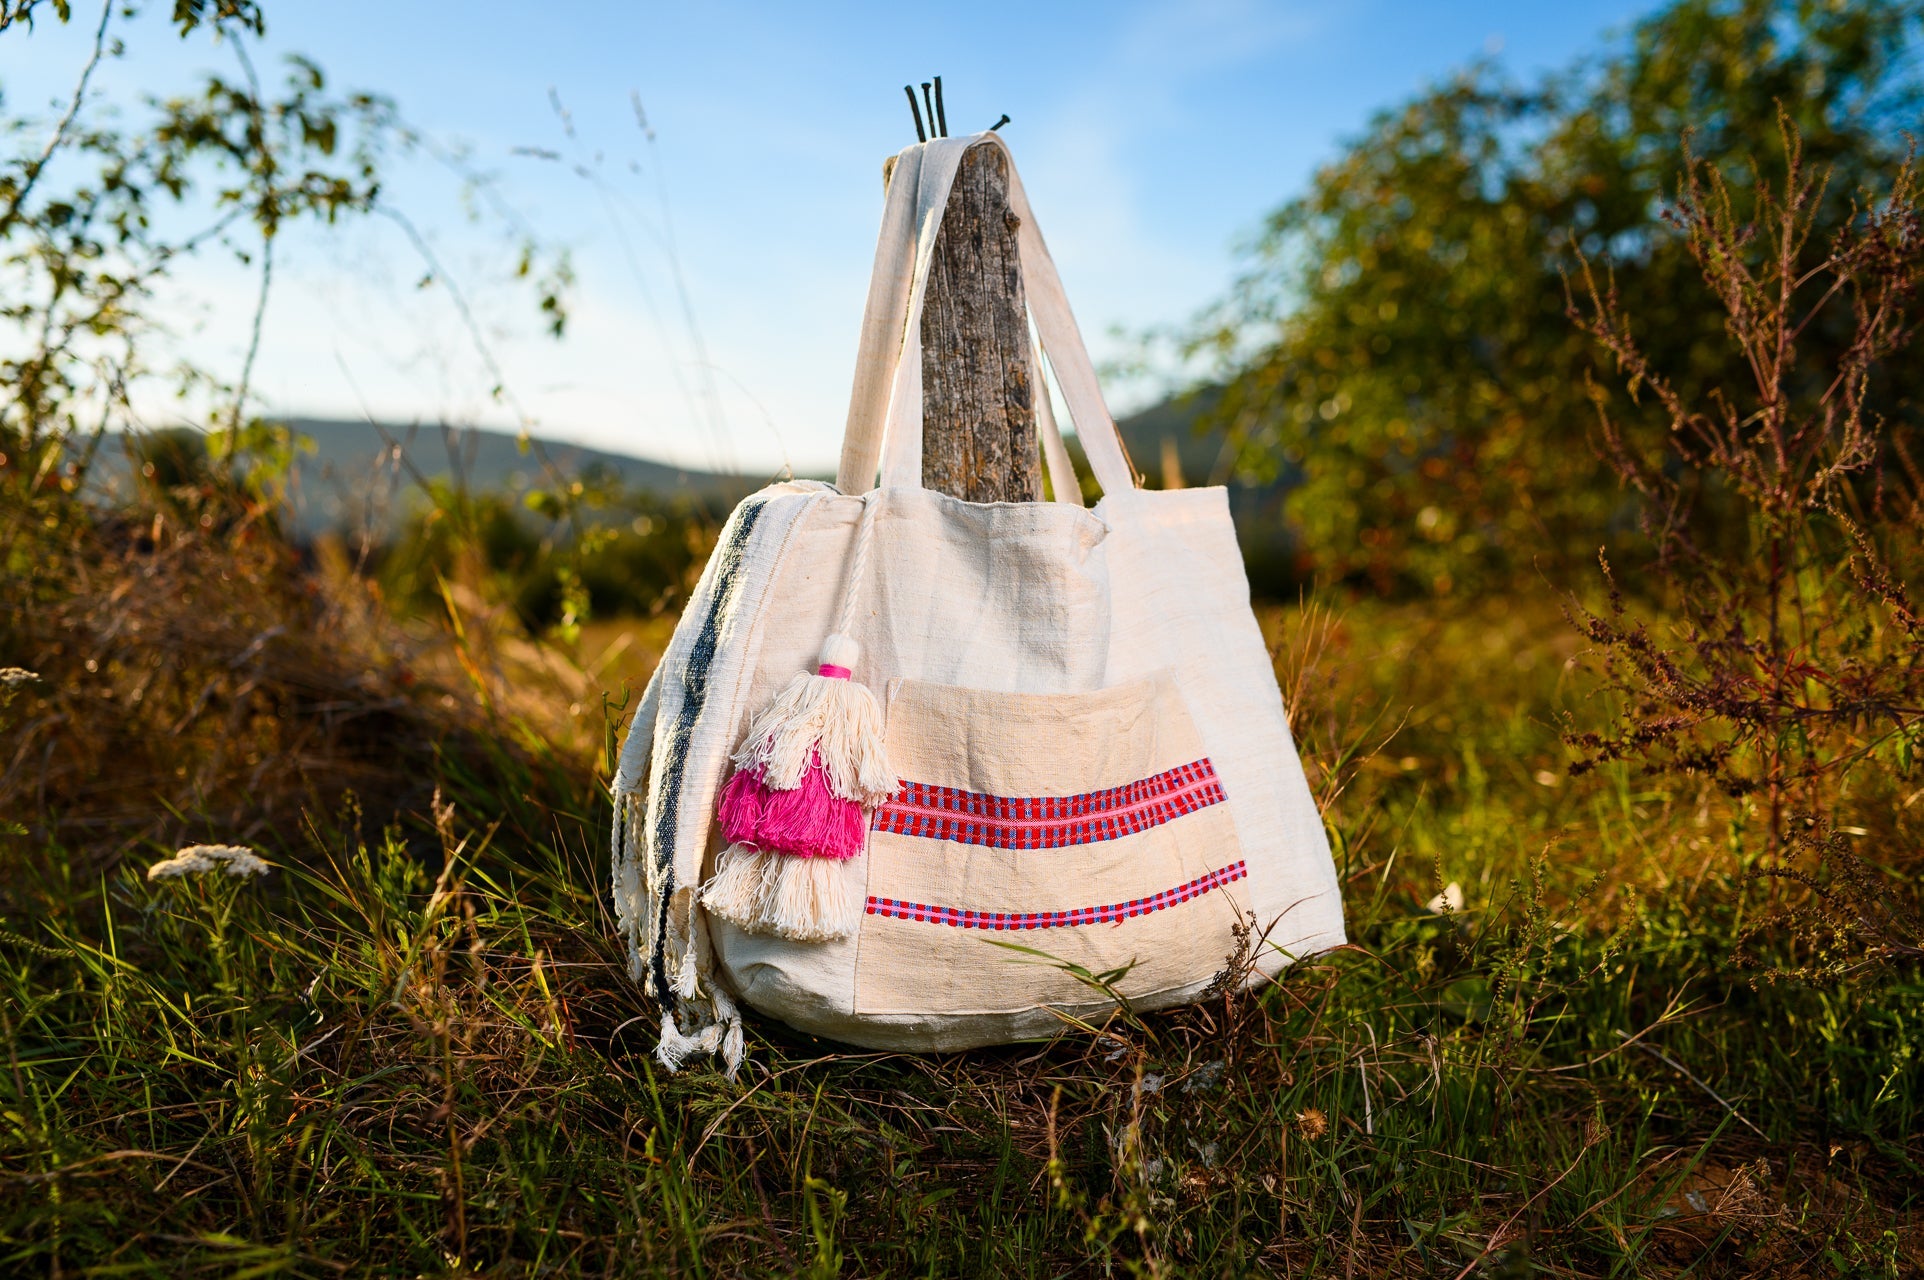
[5,1,1662,474]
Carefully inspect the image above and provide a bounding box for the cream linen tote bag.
[610,134,1346,1074]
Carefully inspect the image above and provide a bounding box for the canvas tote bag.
[610,133,1346,1074]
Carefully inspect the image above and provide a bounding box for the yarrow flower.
[0,668,39,688]
[147,844,270,881]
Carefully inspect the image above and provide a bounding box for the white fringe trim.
[610,667,662,988]
[649,886,747,1080]
[614,774,746,1079]
[611,790,651,984]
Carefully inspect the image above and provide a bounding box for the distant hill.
[82,401,1302,588]
[276,399,1269,538]
[277,418,760,538]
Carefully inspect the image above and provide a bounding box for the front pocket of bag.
[853,670,1250,1018]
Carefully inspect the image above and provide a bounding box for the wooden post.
[919,141,1040,503]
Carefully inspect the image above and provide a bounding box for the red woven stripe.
[873,760,1225,850]
[865,861,1248,930]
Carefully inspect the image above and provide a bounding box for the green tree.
[0,2,588,861]
[1,2,587,625]
[1184,0,1923,594]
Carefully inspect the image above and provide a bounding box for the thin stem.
[229,229,273,456]
[373,203,581,542]
[226,35,273,460]
[0,0,112,238]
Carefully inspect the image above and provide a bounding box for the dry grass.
[0,477,678,894]
[2,495,467,876]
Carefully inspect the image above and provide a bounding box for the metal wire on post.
[903,84,926,143]
[904,77,1005,143]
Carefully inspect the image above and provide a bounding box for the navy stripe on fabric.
[647,496,767,1007]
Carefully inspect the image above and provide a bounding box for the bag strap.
[835,145,925,499]
[1035,342,1084,507]
[834,134,1136,498]
[997,140,1138,496]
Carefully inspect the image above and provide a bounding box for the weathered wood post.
[917,141,1041,503]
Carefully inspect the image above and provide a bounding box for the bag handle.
[834,134,1135,497]
[835,145,925,499]
[1035,341,1084,507]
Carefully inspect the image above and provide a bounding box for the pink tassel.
[715,767,768,845]
[718,754,867,861]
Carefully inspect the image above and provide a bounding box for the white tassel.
[656,1010,705,1071]
[730,634,894,804]
[701,843,781,926]
[673,939,700,1000]
[654,936,740,1074]
[765,854,866,942]
[712,985,746,1081]
[701,621,892,944]
[702,844,865,942]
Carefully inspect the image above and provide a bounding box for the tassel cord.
[833,496,881,642]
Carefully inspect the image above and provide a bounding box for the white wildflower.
[1426,881,1464,914]
[148,843,270,881]
[148,847,219,879]
[0,667,39,688]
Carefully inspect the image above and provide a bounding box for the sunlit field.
[5,0,1922,1274]
[4,573,1919,1274]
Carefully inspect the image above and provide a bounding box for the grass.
[2,588,1921,1277]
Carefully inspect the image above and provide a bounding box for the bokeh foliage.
[379,476,718,636]
[1185,0,1924,594]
